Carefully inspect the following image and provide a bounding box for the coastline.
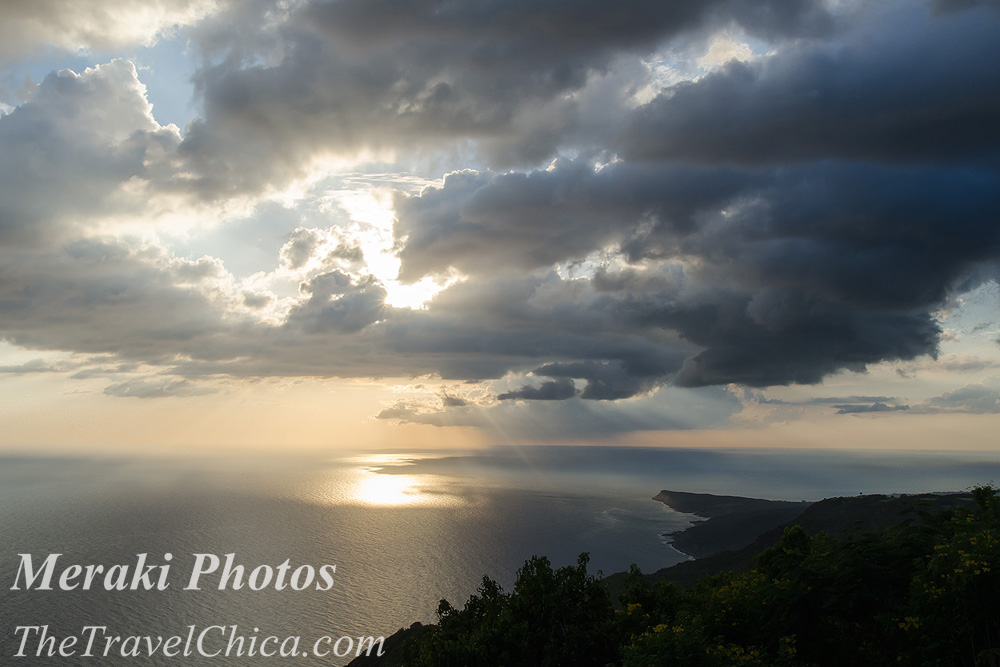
[653,490,813,559]
[661,542,695,562]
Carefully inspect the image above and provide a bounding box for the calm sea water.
[2,446,999,665]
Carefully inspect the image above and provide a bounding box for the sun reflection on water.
[354,471,425,506]
[299,453,462,508]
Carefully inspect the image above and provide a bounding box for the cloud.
[0,359,69,374]
[393,161,753,281]
[497,378,578,401]
[807,396,901,405]
[242,291,274,309]
[170,0,833,196]
[102,377,218,399]
[834,402,911,415]
[395,155,995,387]
[376,271,695,392]
[378,384,741,440]
[823,382,1000,416]
[923,354,1000,373]
[619,4,1000,165]
[375,402,424,421]
[0,60,181,245]
[397,158,1000,307]
[916,382,1000,414]
[441,395,469,408]
[0,236,247,378]
[663,289,942,388]
[284,271,388,334]
[533,360,668,400]
[1,0,999,439]
[278,227,364,273]
[0,149,991,402]
[0,0,220,65]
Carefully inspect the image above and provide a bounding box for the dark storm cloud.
[375,272,695,391]
[619,4,1000,165]
[303,0,830,51]
[632,287,943,388]
[533,360,670,400]
[174,0,832,194]
[2,158,989,399]
[497,378,578,401]
[394,149,998,387]
[933,0,1000,13]
[685,165,1000,309]
[394,161,754,281]
[397,160,1000,308]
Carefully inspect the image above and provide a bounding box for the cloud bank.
[1,0,999,436]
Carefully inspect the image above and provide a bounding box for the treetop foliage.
[400,485,1000,667]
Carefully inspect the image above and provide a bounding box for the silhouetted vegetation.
[392,486,1000,667]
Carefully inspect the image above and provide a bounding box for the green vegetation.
[398,486,1000,667]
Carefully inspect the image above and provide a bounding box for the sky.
[0,0,998,454]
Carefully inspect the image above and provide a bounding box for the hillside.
[653,489,812,558]
[347,489,986,667]
[637,490,976,587]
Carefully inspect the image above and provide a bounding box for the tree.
[404,554,620,667]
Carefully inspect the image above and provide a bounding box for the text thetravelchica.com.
[13,625,385,659]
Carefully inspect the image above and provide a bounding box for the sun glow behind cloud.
[330,186,462,310]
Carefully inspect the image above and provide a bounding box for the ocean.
[2,446,999,665]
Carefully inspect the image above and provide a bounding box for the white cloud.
[0,0,222,64]
[914,381,1000,414]
[0,60,183,244]
[697,31,757,69]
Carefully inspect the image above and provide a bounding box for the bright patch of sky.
[939,281,1000,346]
[635,28,770,105]
[126,35,199,129]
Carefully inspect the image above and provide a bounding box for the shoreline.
[661,541,695,562]
[653,490,813,560]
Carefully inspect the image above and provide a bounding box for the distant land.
[347,489,980,667]
[634,489,976,587]
[653,489,813,558]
